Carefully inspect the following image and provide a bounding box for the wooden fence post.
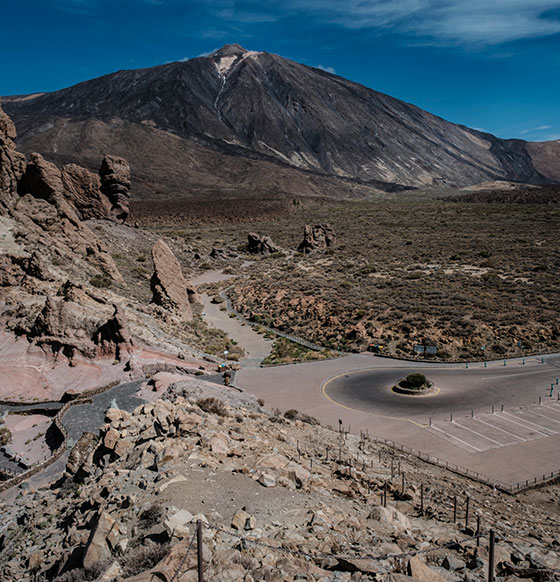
[197,520,204,582]
[488,529,495,582]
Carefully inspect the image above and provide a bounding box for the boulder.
[231,510,255,531]
[208,433,230,455]
[258,472,276,487]
[407,556,447,582]
[368,506,411,533]
[150,239,198,319]
[99,155,130,223]
[297,223,336,253]
[336,557,379,575]
[121,538,211,582]
[66,432,99,478]
[26,251,54,281]
[247,232,282,254]
[83,511,119,570]
[164,509,194,538]
[18,152,66,205]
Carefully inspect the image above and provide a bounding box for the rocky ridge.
[1,378,558,581]
[0,104,231,403]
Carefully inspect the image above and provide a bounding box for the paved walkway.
[236,353,560,487]
[200,293,273,366]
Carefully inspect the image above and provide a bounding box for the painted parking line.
[469,416,525,446]
[529,408,560,425]
[451,421,504,447]
[507,409,559,433]
[474,416,526,443]
[487,414,547,441]
[501,411,550,436]
[429,425,482,452]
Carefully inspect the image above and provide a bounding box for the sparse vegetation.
[139,503,164,529]
[0,425,11,446]
[262,337,335,365]
[121,542,170,578]
[197,397,229,416]
[283,408,320,425]
[89,273,111,288]
[198,197,560,361]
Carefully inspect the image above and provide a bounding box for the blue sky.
[1,0,560,141]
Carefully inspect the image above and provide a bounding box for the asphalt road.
[62,380,146,442]
[323,358,560,423]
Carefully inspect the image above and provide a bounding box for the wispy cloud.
[519,124,553,134]
[315,64,336,74]
[203,0,560,46]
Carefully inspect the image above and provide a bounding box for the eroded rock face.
[61,163,111,221]
[28,295,97,359]
[99,155,130,223]
[150,240,197,320]
[297,223,336,253]
[0,103,26,211]
[18,152,65,204]
[0,252,54,287]
[25,286,134,362]
[247,232,282,254]
[93,304,134,361]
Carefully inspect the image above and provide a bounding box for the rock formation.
[0,104,26,211]
[99,154,131,223]
[247,232,282,254]
[27,294,98,360]
[0,251,54,287]
[297,223,336,253]
[26,288,135,363]
[61,163,111,221]
[150,239,198,319]
[93,303,134,361]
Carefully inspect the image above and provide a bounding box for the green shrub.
[403,373,428,389]
[90,274,111,288]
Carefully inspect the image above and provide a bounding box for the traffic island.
[392,373,438,396]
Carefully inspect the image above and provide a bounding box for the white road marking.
[452,421,504,446]
[528,409,560,426]
[501,412,549,436]
[472,417,526,442]
[430,425,482,452]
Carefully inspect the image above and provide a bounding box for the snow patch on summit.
[214,50,262,76]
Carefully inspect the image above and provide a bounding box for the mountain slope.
[2,44,555,216]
